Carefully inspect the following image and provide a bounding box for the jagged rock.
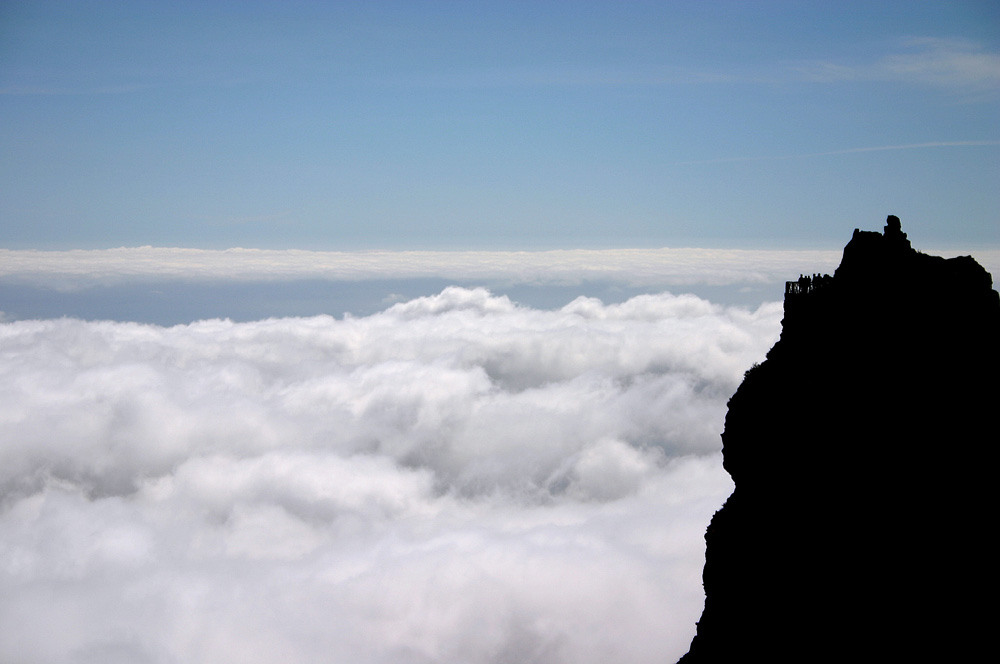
[679,217,998,662]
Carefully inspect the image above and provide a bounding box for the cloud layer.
[0,288,781,663]
[5,246,995,296]
[0,246,845,292]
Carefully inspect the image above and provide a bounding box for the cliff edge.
[678,216,999,662]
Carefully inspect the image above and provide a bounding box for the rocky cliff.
[678,217,999,662]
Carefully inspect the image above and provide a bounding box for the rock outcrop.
[679,217,999,662]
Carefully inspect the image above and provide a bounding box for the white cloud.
[879,37,1000,89]
[6,246,995,296]
[0,288,779,663]
[0,246,844,292]
[794,37,1000,90]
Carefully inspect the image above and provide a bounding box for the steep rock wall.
[679,217,999,662]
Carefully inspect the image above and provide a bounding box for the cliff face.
[679,217,999,662]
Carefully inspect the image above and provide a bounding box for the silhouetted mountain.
[678,217,999,662]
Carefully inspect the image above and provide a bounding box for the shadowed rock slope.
[678,217,999,662]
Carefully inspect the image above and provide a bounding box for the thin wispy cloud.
[793,37,1000,90]
[808,140,1000,155]
[674,140,1000,165]
[387,37,1000,92]
[0,83,161,96]
[375,64,740,90]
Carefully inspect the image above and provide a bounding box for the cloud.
[794,37,1000,90]
[0,83,160,96]
[0,246,843,292]
[376,64,741,90]
[805,141,1000,155]
[879,37,1000,88]
[0,288,780,663]
[673,141,1000,165]
[6,246,996,305]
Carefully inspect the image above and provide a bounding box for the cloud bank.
[0,288,782,663]
[0,246,845,292]
[6,246,995,295]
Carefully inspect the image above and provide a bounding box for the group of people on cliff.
[786,273,833,296]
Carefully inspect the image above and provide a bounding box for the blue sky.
[2,0,998,251]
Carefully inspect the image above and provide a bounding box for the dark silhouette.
[678,217,999,662]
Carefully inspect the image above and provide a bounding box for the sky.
[1,0,998,252]
[1,3,998,663]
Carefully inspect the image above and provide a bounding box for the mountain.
[678,217,999,662]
